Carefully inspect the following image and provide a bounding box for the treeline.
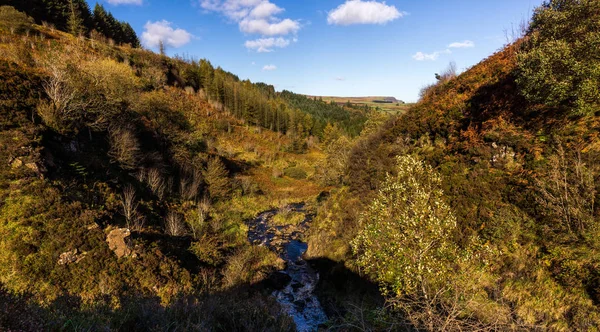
[174,57,369,147]
[0,0,139,46]
[279,90,369,137]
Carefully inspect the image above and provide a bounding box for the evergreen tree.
[67,0,83,35]
[121,22,140,47]
[105,11,118,40]
[74,0,93,33]
[92,3,110,37]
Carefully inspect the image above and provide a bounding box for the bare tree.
[109,124,140,170]
[536,142,597,234]
[158,40,166,56]
[147,168,166,199]
[121,185,139,229]
[179,167,203,201]
[166,212,186,236]
[435,61,457,83]
[504,15,531,44]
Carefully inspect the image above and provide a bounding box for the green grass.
[271,211,305,226]
[308,96,413,114]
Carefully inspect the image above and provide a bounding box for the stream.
[246,203,328,332]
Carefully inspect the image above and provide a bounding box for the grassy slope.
[307,95,412,114]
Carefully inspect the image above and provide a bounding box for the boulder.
[10,158,23,168]
[106,228,132,258]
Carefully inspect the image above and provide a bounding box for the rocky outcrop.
[106,228,132,258]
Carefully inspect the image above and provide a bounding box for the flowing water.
[246,204,328,332]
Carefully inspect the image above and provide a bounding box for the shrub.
[38,53,140,132]
[203,157,230,201]
[283,167,307,180]
[0,6,33,34]
[222,246,283,288]
[108,124,140,170]
[189,235,222,266]
[516,0,600,116]
[351,155,459,299]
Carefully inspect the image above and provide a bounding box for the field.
[306,95,413,114]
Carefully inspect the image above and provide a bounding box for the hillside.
[306,95,411,114]
[306,0,600,330]
[0,7,343,330]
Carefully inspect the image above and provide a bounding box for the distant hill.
[305,95,411,114]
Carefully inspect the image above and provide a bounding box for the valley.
[2,0,600,331]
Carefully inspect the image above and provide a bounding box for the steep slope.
[307,1,600,329]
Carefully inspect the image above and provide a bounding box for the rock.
[106,228,132,258]
[87,223,100,230]
[25,163,38,171]
[58,249,85,265]
[10,158,23,168]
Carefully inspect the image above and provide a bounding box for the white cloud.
[327,0,404,26]
[263,64,277,71]
[142,20,193,49]
[249,1,283,18]
[335,77,346,81]
[448,40,475,48]
[106,0,142,5]
[412,49,451,61]
[245,37,291,52]
[200,0,300,38]
[239,18,300,35]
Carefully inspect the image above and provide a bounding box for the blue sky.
[91,0,543,102]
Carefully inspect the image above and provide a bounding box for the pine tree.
[93,4,109,37]
[105,11,118,41]
[121,22,140,47]
[74,0,93,34]
[67,0,83,36]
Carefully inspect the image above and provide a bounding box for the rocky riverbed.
[246,203,327,332]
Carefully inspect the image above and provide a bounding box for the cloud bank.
[263,64,277,71]
[200,0,300,51]
[142,20,193,49]
[449,40,475,48]
[328,0,404,25]
[413,40,475,61]
[245,37,291,52]
[412,49,451,61]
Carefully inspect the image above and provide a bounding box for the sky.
[89,0,544,102]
